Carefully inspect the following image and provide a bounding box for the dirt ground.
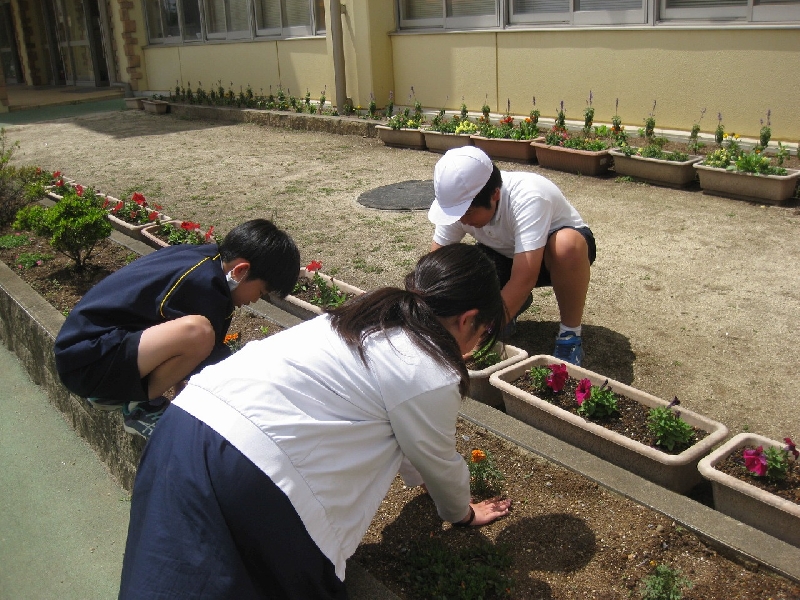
[8,109,799,443]
[5,109,800,597]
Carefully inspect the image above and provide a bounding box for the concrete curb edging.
[0,238,798,588]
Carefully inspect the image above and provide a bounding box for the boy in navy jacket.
[54,219,299,438]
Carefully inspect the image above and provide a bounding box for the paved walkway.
[0,342,130,599]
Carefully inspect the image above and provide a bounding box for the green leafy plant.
[13,188,112,270]
[482,95,491,120]
[583,90,594,135]
[157,221,215,245]
[0,232,30,249]
[385,90,394,117]
[105,191,162,225]
[759,109,772,149]
[639,563,693,600]
[575,378,618,419]
[295,260,348,309]
[402,538,514,600]
[715,112,724,144]
[647,398,695,451]
[743,437,798,481]
[15,251,53,269]
[688,107,706,153]
[611,98,627,146]
[470,342,501,370]
[644,100,657,140]
[467,448,505,496]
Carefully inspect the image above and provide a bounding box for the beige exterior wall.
[391,28,800,141]
[142,38,331,101]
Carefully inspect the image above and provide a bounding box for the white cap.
[428,146,494,226]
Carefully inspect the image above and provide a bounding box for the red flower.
[148,211,158,221]
[102,198,110,209]
[55,179,64,188]
[785,437,799,460]
[575,378,592,406]
[113,201,124,213]
[52,171,61,178]
[743,446,767,477]
[75,184,84,197]
[499,115,514,126]
[130,211,137,219]
[131,192,146,206]
[546,363,569,393]
[205,225,215,241]
[306,260,322,272]
[181,221,200,231]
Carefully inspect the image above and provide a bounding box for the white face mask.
[226,270,240,291]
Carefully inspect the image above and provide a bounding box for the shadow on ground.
[511,321,635,385]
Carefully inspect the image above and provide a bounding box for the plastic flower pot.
[531,142,612,176]
[141,100,169,114]
[609,149,702,188]
[375,125,426,150]
[141,220,215,249]
[267,268,366,321]
[470,135,542,163]
[104,198,169,243]
[124,97,144,110]
[693,164,800,206]
[489,355,729,493]
[698,432,800,548]
[422,130,473,153]
[468,343,528,409]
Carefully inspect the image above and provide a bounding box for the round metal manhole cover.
[357,180,433,211]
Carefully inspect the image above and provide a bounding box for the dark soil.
[511,370,709,454]
[3,224,800,599]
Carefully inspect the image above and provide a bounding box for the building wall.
[143,38,331,101]
[390,28,800,141]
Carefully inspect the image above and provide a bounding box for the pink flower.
[785,437,799,460]
[575,378,592,406]
[306,260,323,272]
[546,363,569,393]
[743,446,767,477]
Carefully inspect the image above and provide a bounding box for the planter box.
[609,149,702,188]
[141,100,169,114]
[694,164,800,206]
[698,433,800,547]
[468,343,528,409]
[470,136,541,163]
[124,97,144,110]
[375,125,426,150]
[531,143,612,176]
[104,198,169,243]
[422,130,473,153]
[267,268,366,320]
[489,355,729,493]
[140,220,215,250]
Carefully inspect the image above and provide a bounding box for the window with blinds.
[660,0,800,20]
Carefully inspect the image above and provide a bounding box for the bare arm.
[431,241,444,252]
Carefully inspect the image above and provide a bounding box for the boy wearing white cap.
[428,146,596,365]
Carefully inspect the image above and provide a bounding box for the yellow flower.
[471,449,487,463]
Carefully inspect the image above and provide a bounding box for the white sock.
[559,324,581,337]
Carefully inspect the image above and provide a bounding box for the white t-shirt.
[433,171,586,258]
[174,314,471,581]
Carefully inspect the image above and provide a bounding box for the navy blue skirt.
[119,405,348,599]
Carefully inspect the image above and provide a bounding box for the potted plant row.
[489,355,729,493]
[375,94,427,150]
[141,219,216,249]
[268,260,366,320]
[101,192,170,242]
[470,109,543,163]
[698,433,800,547]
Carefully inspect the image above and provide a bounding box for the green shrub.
[639,563,692,600]
[14,190,111,270]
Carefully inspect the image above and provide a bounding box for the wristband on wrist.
[454,505,475,527]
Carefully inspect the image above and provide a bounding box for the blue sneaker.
[553,332,584,366]
[122,398,168,439]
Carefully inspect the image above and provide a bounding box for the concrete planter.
[470,135,541,163]
[141,99,169,114]
[698,433,800,548]
[124,97,144,110]
[532,142,612,176]
[105,201,168,243]
[375,125,426,150]
[609,149,702,187]
[467,343,528,409]
[694,164,800,205]
[489,355,729,493]
[268,267,365,320]
[422,130,473,153]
